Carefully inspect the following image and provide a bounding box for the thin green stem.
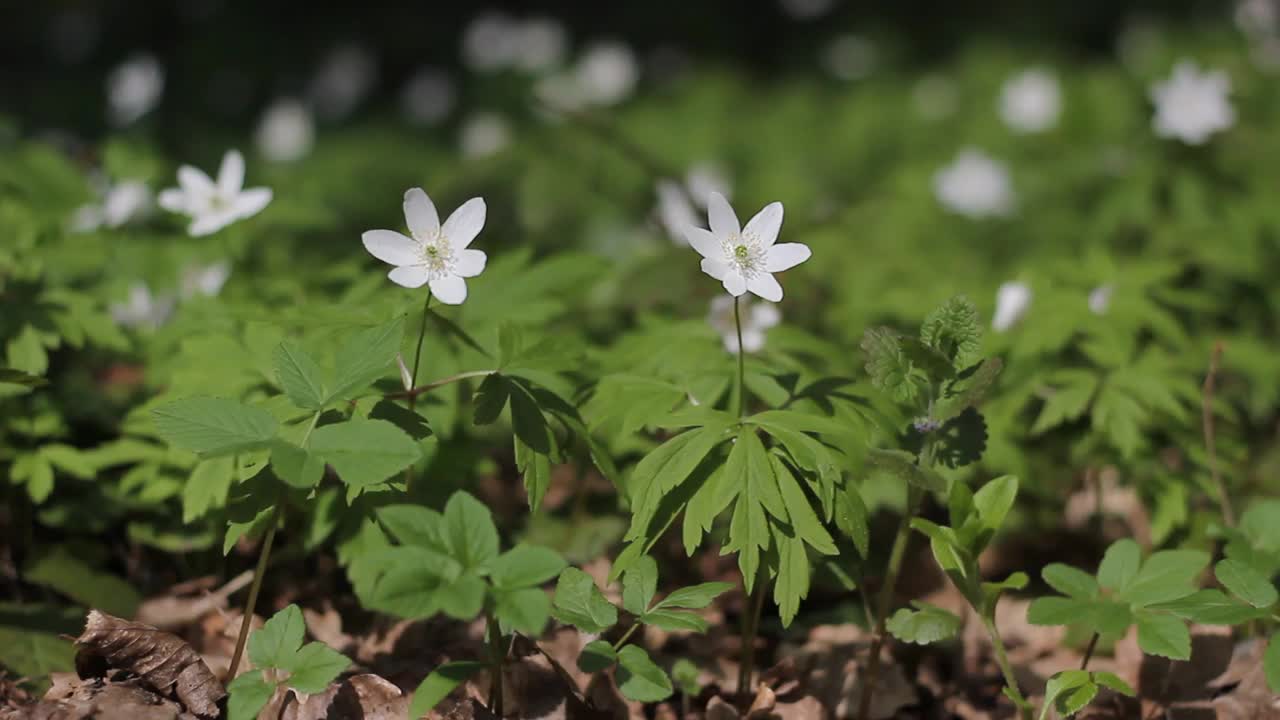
[736,567,768,696]
[612,623,641,652]
[404,292,433,494]
[1080,632,1100,671]
[485,610,505,717]
[983,617,1031,719]
[733,297,746,419]
[391,370,496,400]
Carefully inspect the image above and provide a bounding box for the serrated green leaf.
[473,373,509,425]
[1060,682,1099,716]
[494,586,552,635]
[1215,559,1278,609]
[250,604,305,669]
[578,639,617,673]
[309,419,421,488]
[329,317,405,402]
[1135,611,1191,660]
[409,661,484,718]
[227,672,276,720]
[552,567,618,633]
[1042,564,1099,600]
[269,439,324,489]
[273,341,327,410]
[489,545,566,590]
[1039,671,1091,720]
[643,609,711,632]
[376,505,445,550]
[654,582,734,611]
[1119,549,1209,607]
[442,492,499,571]
[835,482,870,558]
[622,555,658,616]
[1093,671,1134,696]
[1149,589,1268,625]
[773,456,837,555]
[152,397,278,456]
[616,645,673,703]
[921,295,982,370]
[183,456,235,523]
[861,326,920,402]
[1027,597,1093,627]
[437,573,486,619]
[1097,539,1141,592]
[973,475,1017,535]
[283,642,349,694]
[934,358,1002,423]
[773,532,810,627]
[887,602,962,645]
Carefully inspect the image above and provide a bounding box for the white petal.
[723,272,747,297]
[722,332,741,354]
[746,273,783,302]
[765,243,811,272]
[453,248,487,278]
[443,197,486,248]
[740,329,766,353]
[701,258,729,280]
[389,265,431,288]
[403,188,440,239]
[217,150,245,195]
[744,202,784,247]
[157,188,187,213]
[177,166,215,198]
[685,227,722,259]
[706,192,740,238]
[429,274,468,304]
[233,188,272,219]
[189,211,233,237]
[751,303,781,329]
[363,230,422,266]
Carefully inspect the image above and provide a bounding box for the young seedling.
[225,604,351,720]
[360,491,566,717]
[1211,500,1280,692]
[550,555,731,703]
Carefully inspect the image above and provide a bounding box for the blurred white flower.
[107,53,164,126]
[779,0,837,20]
[684,164,731,207]
[180,261,231,299]
[1088,284,1114,315]
[361,188,487,304]
[573,42,637,106]
[463,13,568,73]
[1237,0,1279,34]
[254,99,314,163]
[158,150,272,237]
[656,164,732,245]
[1150,60,1235,144]
[308,45,377,120]
[110,283,174,330]
[999,68,1061,133]
[459,113,512,158]
[912,74,959,120]
[512,17,568,72]
[72,178,152,232]
[933,148,1015,219]
[686,193,810,302]
[821,34,877,81]
[708,295,781,354]
[401,67,455,125]
[992,281,1032,332]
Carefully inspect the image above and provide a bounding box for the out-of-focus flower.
[512,17,568,72]
[684,165,731,207]
[255,99,315,163]
[1236,0,1280,69]
[110,283,174,330]
[821,34,877,81]
[72,178,152,232]
[180,262,231,299]
[401,67,455,125]
[999,68,1061,133]
[686,193,810,302]
[158,150,273,237]
[573,42,637,105]
[655,164,732,245]
[992,281,1032,332]
[463,13,567,73]
[459,113,512,158]
[361,188,487,304]
[1088,284,1114,315]
[912,74,959,120]
[308,45,377,120]
[933,148,1015,219]
[708,295,781,354]
[779,0,837,20]
[107,53,164,126]
[1150,60,1234,144]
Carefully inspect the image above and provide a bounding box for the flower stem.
[737,566,768,697]
[485,609,505,717]
[1080,632,1100,670]
[983,616,1031,720]
[404,292,433,494]
[733,296,746,419]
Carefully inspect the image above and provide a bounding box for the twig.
[1202,341,1234,527]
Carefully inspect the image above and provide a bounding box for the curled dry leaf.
[38,673,195,720]
[74,610,225,719]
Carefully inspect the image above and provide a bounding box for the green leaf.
[920,295,982,370]
[616,645,674,703]
[273,341,328,410]
[489,545,566,590]
[409,661,485,718]
[861,326,919,402]
[376,505,445,550]
[283,642,349,694]
[867,448,946,493]
[1135,611,1191,660]
[309,419,422,488]
[774,458,838,554]
[183,456,235,523]
[13,453,54,503]
[473,373,509,425]
[0,604,78,681]
[772,533,810,627]
[1060,682,1099,716]
[1042,564,1099,600]
[269,439,324,489]
[972,475,1018,535]
[227,672,276,720]
[24,547,141,618]
[835,482,871,558]
[329,317,405,402]
[886,602,962,645]
[1149,589,1266,625]
[1215,559,1278,609]
[934,358,1003,423]
[1119,549,1210,607]
[152,397,278,456]
[1039,671,1091,720]
[437,573,486,619]
[1265,635,1280,693]
[671,658,700,696]
[1027,597,1093,627]
[1097,539,1141,592]
[442,492,500,570]
[1093,672,1135,696]
[494,587,552,635]
[0,367,48,387]
[624,423,731,538]
[578,639,617,673]
[641,609,709,633]
[249,604,305,669]
[365,548,454,619]
[653,582,734,611]
[514,432,554,512]
[552,567,618,634]
[622,555,658,616]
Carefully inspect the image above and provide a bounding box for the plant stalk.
[404,292,433,493]
[1080,631,1100,670]
[389,370,496,400]
[612,622,641,651]
[983,616,1031,720]
[733,296,746,419]
[736,567,769,697]
[485,610,505,717]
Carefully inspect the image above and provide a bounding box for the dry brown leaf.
[37,674,197,720]
[74,610,224,719]
[134,570,254,631]
[775,624,914,719]
[746,684,776,718]
[705,695,740,720]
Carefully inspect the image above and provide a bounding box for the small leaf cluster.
[227,604,350,720]
[551,556,731,702]
[1039,670,1135,720]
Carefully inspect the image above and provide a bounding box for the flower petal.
[363,230,422,266]
[744,202,784,247]
[443,197,486,249]
[701,258,729,280]
[189,210,234,237]
[685,227,722,259]
[746,273,783,302]
[740,329,766,353]
[751,302,781,329]
[157,188,187,213]
[765,243,811,272]
[217,150,245,195]
[388,265,431,288]
[429,274,468,304]
[177,165,215,198]
[403,187,440,239]
[453,248,487,278]
[722,272,747,297]
[233,188,272,220]
[706,192,740,238]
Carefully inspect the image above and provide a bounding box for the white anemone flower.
[107,53,164,126]
[1088,284,1114,315]
[933,148,1015,219]
[708,295,781,354]
[459,113,511,157]
[180,261,232,299]
[158,150,273,237]
[254,99,314,163]
[574,42,638,106]
[110,283,174,330]
[685,193,810,302]
[1150,61,1235,145]
[361,188,487,304]
[992,281,1032,332]
[72,179,152,232]
[999,68,1061,134]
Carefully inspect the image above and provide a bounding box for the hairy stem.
[1080,632,1100,670]
[734,297,746,419]
[737,567,769,696]
[404,292,433,493]
[1202,341,1234,527]
[486,610,505,717]
[983,616,1031,719]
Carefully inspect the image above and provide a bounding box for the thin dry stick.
[1202,341,1234,527]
